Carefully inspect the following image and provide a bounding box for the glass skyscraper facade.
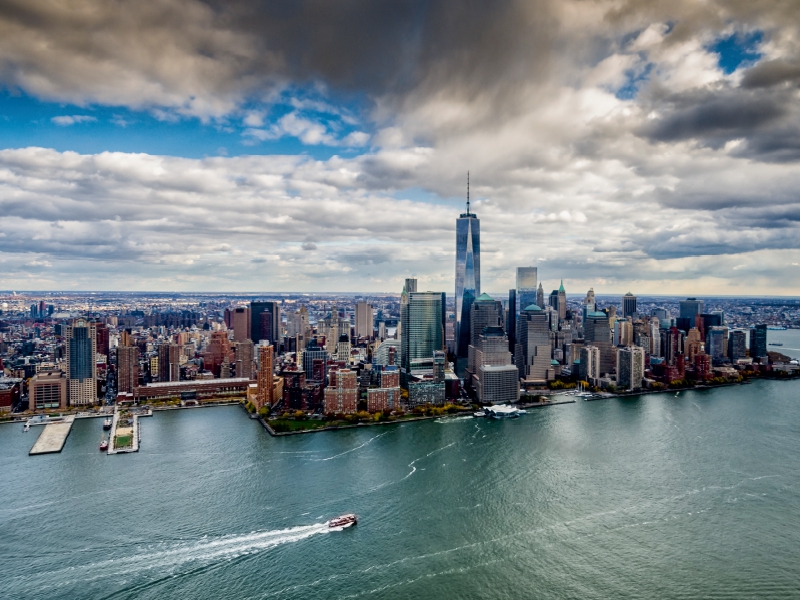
[516,267,537,313]
[455,202,480,373]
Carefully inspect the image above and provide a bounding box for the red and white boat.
[327,514,358,529]
[99,439,109,451]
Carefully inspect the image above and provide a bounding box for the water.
[2,335,800,599]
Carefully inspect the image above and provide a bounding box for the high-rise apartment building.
[158,343,181,382]
[324,368,358,414]
[232,307,250,342]
[65,318,97,406]
[355,302,374,339]
[516,267,537,315]
[455,179,480,373]
[579,346,601,384]
[117,345,139,393]
[235,340,254,379]
[257,344,274,409]
[617,346,645,391]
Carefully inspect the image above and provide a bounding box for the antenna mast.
[466,171,470,215]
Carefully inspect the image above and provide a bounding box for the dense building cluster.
[1,198,798,415]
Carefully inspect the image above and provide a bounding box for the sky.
[0,0,799,295]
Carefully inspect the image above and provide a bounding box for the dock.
[29,416,75,455]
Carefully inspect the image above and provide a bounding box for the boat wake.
[9,524,330,594]
[312,431,390,461]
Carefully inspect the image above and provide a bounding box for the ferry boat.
[99,439,109,451]
[769,343,784,347]
[103,418,113,430]
[484,405,521,419]
[327,514,357,529]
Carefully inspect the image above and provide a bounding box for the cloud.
[301,242,317,251]
[1,1,800,293]
[51,115,97,126]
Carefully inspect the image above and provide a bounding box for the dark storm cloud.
[640,87,788,145]
[0,0,555,118]
[741,59,800,89]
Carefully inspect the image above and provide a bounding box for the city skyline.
[1,2,799,295]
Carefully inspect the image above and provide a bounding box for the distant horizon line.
[1,290,799,300]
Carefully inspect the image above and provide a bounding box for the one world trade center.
[455,174,480,375]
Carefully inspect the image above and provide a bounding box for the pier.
[29,416,75,455]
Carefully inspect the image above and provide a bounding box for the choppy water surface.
[2,333,800,599]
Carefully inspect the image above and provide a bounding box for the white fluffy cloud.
[0,0,799,293]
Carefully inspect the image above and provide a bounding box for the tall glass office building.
[516,267,538,315]
[455,191,480,374]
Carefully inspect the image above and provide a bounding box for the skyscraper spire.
[466,171,470,216]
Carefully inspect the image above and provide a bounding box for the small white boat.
[473,411,486,418]
[327,514,357,529]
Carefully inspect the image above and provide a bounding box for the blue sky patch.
[0,88,373,159]
[711,30,763,74]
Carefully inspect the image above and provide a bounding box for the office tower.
[378,321,387,340]
[455,177,480,373]
[232,307,250,342]
[355,302,374,339]
[749,324,768,361]
[401,291,445,381]
[324,368,358,414]
[336,334,351,363]
[679,298,704,320]
[706,327,727,365]
[250,301,281,345]
[614,319,633,347]
[65,318,97,406]
[405,278,418,294]
[117,345,139,394]
[507,289,517,354]
[516,267,537,314]
[470,327,518,403]
[617,346,645,391]
[557,281,566,320]
[515,304,553,382]
[257,344,274,409]
[203,331,233,377]
[537,282,545,309]
[288,305,310,338]
[235,340,254,378]
[583,311,614,374]
[157,343,181,382]
[579,346,601,383]
[95,322,109,357]
[29,371,67,410]
[622,292,637,319]
[685,327,703,362]
[728,330,747,361]
[470,294,504,347]
[372,339,400,366]
[303,339,329,381]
